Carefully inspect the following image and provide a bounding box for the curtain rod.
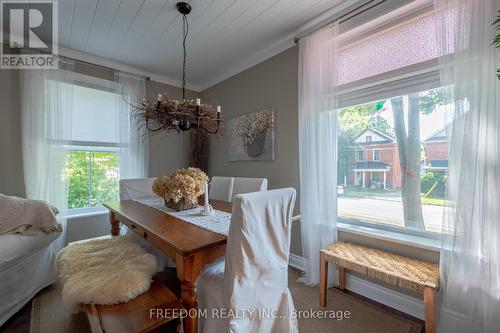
[294,0,386,43]
[57,54,151,81]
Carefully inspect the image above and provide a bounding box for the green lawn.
[342,187,447,206]
[420,196,446,206]
[343,188,400,198]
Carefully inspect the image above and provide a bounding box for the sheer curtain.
[20,59,75,251]
[434,0,500,332]
[298,22,339,286]
[115,72,149,179]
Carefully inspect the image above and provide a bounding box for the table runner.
[134,198,231,236]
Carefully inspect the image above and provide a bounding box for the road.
[338,196,444,232]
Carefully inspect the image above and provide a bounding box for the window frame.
[58,73,123,214]
[335,3,447,239]
[373,149,380,161]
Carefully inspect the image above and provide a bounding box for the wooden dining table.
[103,198,232,333]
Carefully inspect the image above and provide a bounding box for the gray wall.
[0,70,25,197]
[201,47,302,254]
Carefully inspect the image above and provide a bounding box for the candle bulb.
[157,94,162,101]
[216,106,221,116]
[196,98,201,106]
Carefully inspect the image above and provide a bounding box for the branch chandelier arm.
[138,2,222,135]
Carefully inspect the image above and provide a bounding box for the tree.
[390,89,443,229]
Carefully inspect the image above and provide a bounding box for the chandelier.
[137,2,222,134]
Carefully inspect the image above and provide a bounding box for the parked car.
[337,185,344,196]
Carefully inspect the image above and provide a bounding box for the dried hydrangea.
[233,109,274,144]
[153,167,208,203]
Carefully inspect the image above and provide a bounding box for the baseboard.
[289,253,306,271]
[288,253,425,319]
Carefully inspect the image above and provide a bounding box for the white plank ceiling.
[57,0,348,90]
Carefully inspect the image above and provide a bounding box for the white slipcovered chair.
[231,177,268,199]
[197,188,298,333]
[209,176,234,202]
[119,178,156,200]
[119,178,174,271]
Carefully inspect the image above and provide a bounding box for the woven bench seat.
[319,241,440,333]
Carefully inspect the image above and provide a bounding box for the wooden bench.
[85,279,184,333]
[320,241,439,333]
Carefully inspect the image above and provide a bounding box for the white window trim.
[67,205,109,218]
[338,218,441,251]
[373,149,380,161]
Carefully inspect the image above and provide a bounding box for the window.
[338,87,448,234]
[357,150,364,162]
[66,149,119,209]
[56,77,123,211]
[335,4,452,236]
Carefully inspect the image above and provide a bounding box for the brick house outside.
[346,128,448,190]
[347,129,402,189]
[423,128,448,172]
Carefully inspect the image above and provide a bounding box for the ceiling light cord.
[182,14,189,100]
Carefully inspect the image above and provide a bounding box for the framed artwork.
[225,108,275,161]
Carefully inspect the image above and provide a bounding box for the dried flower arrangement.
[233,109,275,146]
[152,167,208,211]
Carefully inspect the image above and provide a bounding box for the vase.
[243,129,267,157]
[164,197,197,211]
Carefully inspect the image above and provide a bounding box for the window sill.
[337,222,441,252]
[67,207,109,219]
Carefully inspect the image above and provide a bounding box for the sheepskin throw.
[0,193,61,235]
[57,236,157,312]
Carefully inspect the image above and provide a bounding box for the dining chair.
[231,177,268,199]
[119,178,157,200]
[209,176,234,202]
[197,188,298,333]
[119,178,174,271]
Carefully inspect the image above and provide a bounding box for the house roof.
[353,128,394,145]
[354,161,391,171]
[424,128,447,143]
[425,160,448,168]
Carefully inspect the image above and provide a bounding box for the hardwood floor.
[0,302,31,333]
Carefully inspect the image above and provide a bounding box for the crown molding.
[58,46,202,92]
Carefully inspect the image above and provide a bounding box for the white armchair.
[197,188,298,333]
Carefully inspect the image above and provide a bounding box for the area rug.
[288,270,423,333]
[30,270,423,333]
[29,283,90,333]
